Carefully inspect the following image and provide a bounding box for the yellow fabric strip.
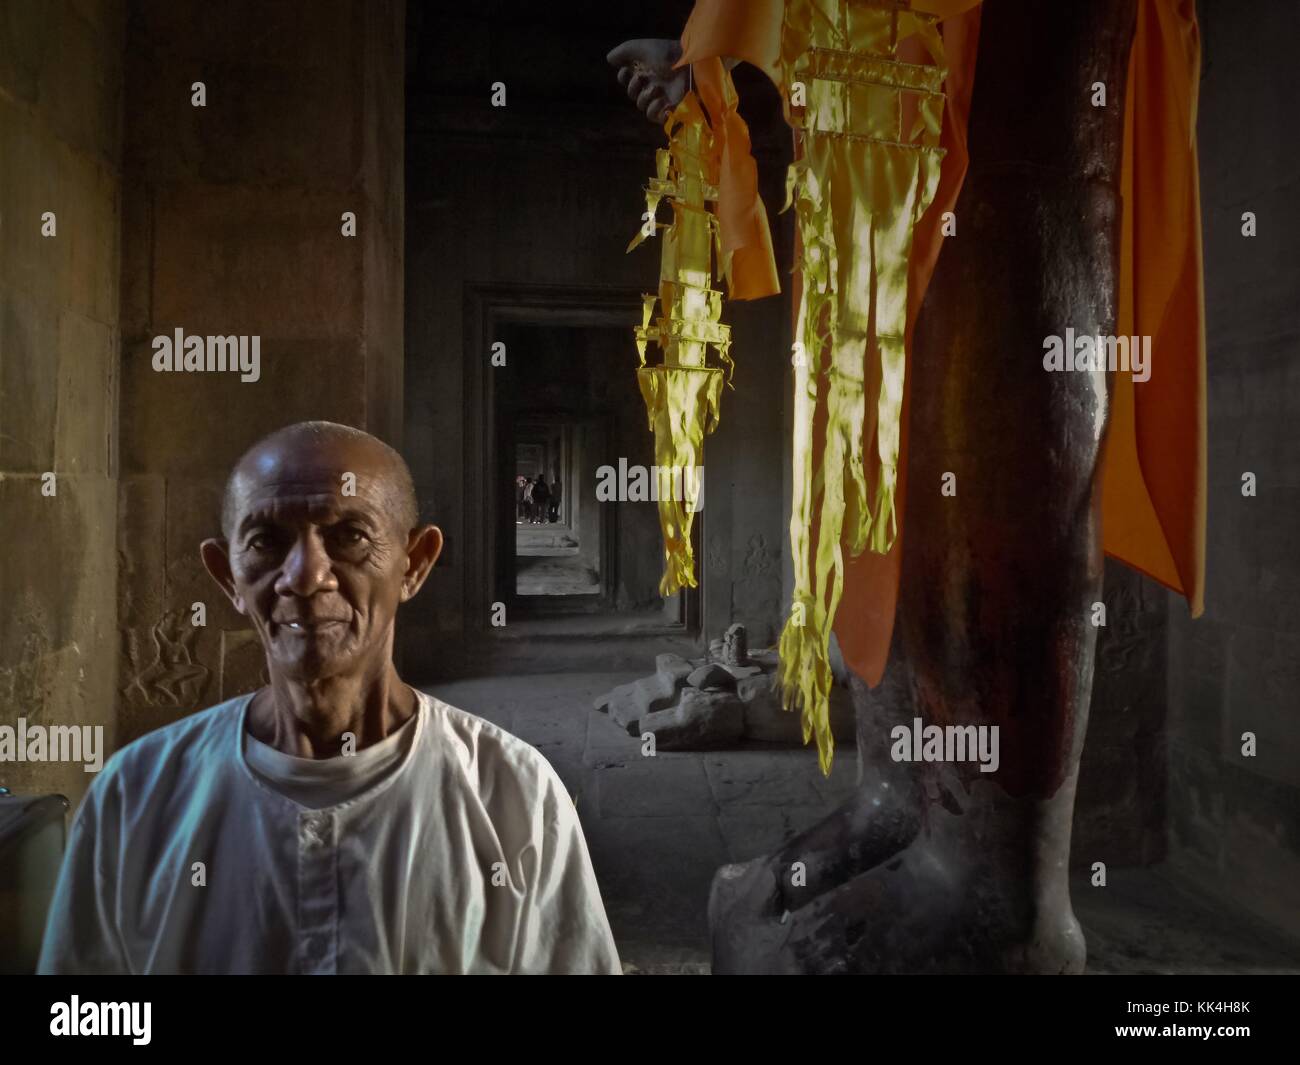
[776,0,948,774]
[627,92,735,596]
[637,365,724,594]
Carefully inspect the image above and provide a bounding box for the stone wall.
[114,0,406,748]
[0,0,125,808]
[1164,0,1300,936]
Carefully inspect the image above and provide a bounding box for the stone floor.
[425,672,1300,975]
[514,523,599,595]
[515,553,601,596]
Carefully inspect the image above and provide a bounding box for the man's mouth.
[279,620,346,633]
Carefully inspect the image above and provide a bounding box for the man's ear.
[200,538,247,615]
[401,524,443,602]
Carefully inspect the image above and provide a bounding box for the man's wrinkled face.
[221,447,410,682]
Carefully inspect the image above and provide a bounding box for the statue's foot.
[707,766,922,971]
[709,781,1086,974]
[725,763,922,920]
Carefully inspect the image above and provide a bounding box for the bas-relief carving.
[707,534,727,573]
[121,611,211,709]
[1097,565,1163,675]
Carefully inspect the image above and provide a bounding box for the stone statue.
[612,0,1162,973]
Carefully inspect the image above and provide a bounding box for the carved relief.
[121,611,211,709]
[1098,569,1162,675]
[707,534,727,572]
[742,533,778,577]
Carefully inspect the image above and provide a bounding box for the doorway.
[463,285,701,638]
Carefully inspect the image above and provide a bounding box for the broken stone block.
[639,688,745,749]
[719,663,762,680]
[737,673,802,744]
[736,674,857,744]
[602,671,683,730]
[687,663,736,691]
[654,653,695,685]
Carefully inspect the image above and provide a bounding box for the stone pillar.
[115,0,405,745]
[0,0,125,807]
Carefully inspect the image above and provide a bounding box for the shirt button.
[301,815,330,846]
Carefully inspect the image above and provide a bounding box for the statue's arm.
[607,38,739,123]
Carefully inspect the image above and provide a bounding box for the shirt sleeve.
[512,762,622,975]
[37,771,131,974]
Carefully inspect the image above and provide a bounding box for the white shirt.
[38,691,621,974]
[243,707,418,809]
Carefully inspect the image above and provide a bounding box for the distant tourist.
[531,476,550,524]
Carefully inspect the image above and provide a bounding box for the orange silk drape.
[678,0,1206,688]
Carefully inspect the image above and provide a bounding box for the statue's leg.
[708,0,1136,973]
[707,649,925,949]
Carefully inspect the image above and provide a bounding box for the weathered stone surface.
[655,653,694,685]
[721,622,749,665]
[55,312,115,475]
[148,186,364,338]
[640,689,745,749]
[600,670,681,730]
[687,663,735,691]
[597,650,855,750]
[737,673,801,744]
[0,0,124,812]
[738,673,856,744]
[594,757,714,818]
[702,752,827,807]
[0,292,58,472]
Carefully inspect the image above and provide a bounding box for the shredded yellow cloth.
[628,92,733,596]
[776,1,948,774]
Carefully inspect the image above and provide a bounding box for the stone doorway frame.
[462,282,704,639]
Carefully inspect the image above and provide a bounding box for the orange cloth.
[679,0,1206,687]
[690,57,782,300]
[1100,0,1207,619]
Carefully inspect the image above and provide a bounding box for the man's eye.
[334,527,368,546]
[247,533,276,551]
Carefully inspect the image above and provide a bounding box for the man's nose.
[275,531,338,597]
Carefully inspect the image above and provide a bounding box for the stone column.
[115,0,406,745]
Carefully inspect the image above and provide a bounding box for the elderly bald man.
[39,421,621,975]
